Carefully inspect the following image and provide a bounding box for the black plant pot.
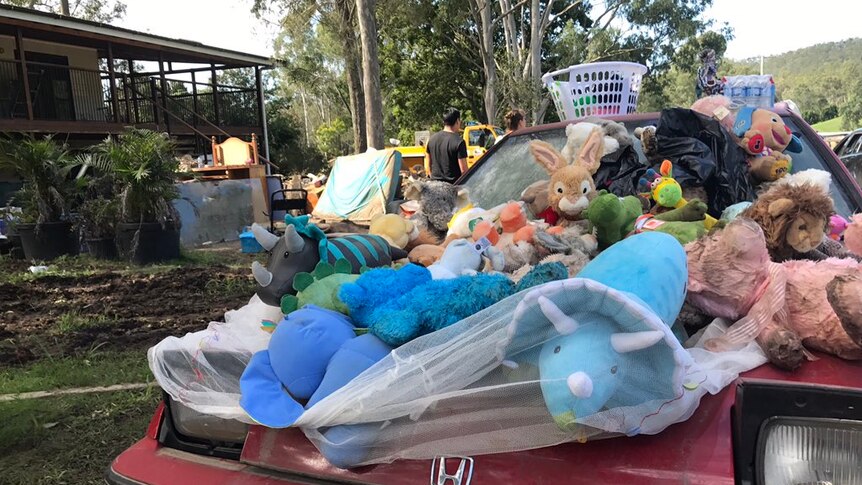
[85,237,118,260]
[116,222,181,264]
[17,222,78,261]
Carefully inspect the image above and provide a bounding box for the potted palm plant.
[0,136,78,261]
[92,128,181,264]
[77,197,119,259]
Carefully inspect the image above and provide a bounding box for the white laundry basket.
[543,62,648,120]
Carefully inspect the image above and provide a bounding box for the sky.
[115,0,859,62]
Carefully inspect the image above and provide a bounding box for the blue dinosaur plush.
[240,305,394,428]
[503,232,688,433]
[340,262,569,347]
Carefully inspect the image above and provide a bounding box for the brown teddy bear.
[741,181,833,262]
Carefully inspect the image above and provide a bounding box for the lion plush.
[741,181,834,262]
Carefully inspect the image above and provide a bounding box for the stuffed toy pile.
[233,94,862,473]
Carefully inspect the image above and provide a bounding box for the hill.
[726,39,862,129]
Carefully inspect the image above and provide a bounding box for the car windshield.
[462,116,858,217]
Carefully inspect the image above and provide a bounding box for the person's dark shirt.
[426,130,467,183]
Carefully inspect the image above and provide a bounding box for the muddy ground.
[0,247,261,365]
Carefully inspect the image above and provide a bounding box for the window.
[783,119,856,217]
[837,134,861,157]
[463,116,859,218]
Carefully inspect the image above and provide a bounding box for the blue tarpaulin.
[312,149,402,222]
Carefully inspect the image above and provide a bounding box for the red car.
[108,109,862,485]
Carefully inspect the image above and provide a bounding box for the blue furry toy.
[340,262,568,347]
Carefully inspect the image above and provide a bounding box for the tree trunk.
[528,0,543,121]
[471,0,496,124]
[60,0,70,15]
[335,0,367,153]
[356,0,385,150]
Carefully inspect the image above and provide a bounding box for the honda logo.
[430,456,474,485]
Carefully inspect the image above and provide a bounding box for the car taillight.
[757,417,862,485]
[169,399,249,443]
[158,392,248,460]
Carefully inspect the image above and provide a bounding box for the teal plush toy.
[504,232,688,433]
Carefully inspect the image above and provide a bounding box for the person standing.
[503,109,526,136]
[425,108,468,183]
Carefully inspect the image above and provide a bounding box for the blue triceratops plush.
[503,231,689,433]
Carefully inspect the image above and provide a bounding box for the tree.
[333,0,367,152]
[356,0,385,149]
[1,0,126,22]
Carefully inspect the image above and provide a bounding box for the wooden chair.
[211,134,259,166]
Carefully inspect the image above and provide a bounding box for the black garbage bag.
[593,143,650,197]
[653,108,756,217]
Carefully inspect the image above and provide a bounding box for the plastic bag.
[593,144,650,197]
[148,295,282,422]
[654,108,756,217]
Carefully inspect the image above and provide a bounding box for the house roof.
[0,4,273,67]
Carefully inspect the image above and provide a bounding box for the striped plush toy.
[250,215,408,308]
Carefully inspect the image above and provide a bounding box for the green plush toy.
[653,199,708,222]
[586,192,710,249]
[584,190,643,250]
[280,259,361,314]
[636,200,709,244]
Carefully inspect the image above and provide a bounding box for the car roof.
[510,107,795,136]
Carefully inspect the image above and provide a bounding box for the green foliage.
[720,39,862,128]
[316,118,353,157]
[0,136,76,224]
[76,197,119,239]
[267,97,327,174]
[89,129,179,224]
[0,0,127,22]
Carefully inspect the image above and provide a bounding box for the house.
[0,5,280,243]
[0,4,272,158]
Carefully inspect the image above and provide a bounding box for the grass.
[0,387,160,485]
[812,116,848,132]
[0,349,152,395]
[0,242,260,484]
[54,311,112,334]
[0,244,265,285]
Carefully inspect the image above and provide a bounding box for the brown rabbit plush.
[530,127,604,225]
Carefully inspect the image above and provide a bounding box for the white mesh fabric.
[147,285,767,465]
[148,295,283,422]
[294,282,767,466]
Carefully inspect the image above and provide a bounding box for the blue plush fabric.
[307,333,393,409]
[239,305,356,428]
[339,264,432,327]
[341,262,568,347]
[506,232,688,431]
